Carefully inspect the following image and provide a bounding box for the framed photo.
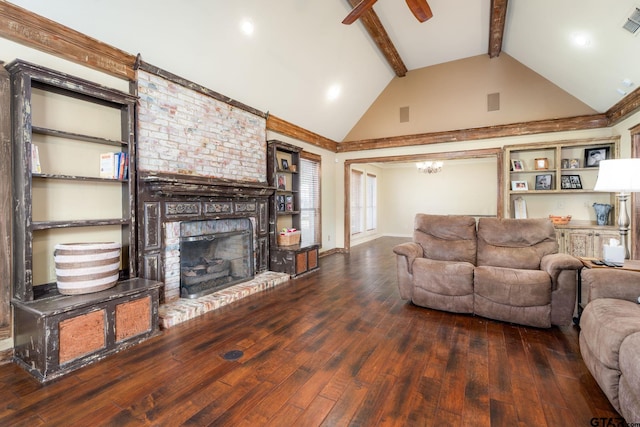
[511,180,528,191]
[534,158,549,170]
[569,158,580,168]
[281,158,289,170]
[584,147,610,168]
[277,194,286,211]
[276,173,286,190]
[514,197,527,219]
[285,195,294,211]
[561,175,582,189]
[511,159,524,171]
[535,174,552,190]
[561,158,570,169]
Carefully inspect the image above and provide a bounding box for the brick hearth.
[158,271,290,328]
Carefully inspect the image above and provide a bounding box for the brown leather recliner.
[393,214,583,328]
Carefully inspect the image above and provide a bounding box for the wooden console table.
[12,278,162,382]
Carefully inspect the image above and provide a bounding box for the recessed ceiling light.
[572,33,591,47]
[326,84,341,101]
[240,19,254,36]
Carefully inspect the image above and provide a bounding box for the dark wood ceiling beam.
[488,0,509,58]
[346,0,408,77]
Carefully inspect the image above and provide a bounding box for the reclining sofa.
[393,214,583,328]
[580,268,640,423]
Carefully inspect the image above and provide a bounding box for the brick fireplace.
[134,61,276,304]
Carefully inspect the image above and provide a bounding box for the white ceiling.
[8,0,640,142]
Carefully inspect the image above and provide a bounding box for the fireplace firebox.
[179,218,254,299]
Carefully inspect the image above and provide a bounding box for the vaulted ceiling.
[4,0,640,145]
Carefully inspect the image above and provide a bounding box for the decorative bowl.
[548,215,572,225]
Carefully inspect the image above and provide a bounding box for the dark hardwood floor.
[0,237,620,426]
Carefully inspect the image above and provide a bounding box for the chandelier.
[416,161,443,174]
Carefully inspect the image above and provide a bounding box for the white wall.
[380,159,497,238]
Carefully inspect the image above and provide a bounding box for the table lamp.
[593,158,640,259]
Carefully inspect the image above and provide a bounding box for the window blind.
[300,156,321,246]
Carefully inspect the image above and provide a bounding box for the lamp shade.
[593,159,640,193]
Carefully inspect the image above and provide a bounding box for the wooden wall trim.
[267,114,338,152]
[0,2,136,80]
[338,114,610,152]
[632,126,640,259]
[606,86,640,125]
[0,62,12,338]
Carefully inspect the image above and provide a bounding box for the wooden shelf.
[32,126,127,147]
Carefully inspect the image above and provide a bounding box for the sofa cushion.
[413,214,477,265]
[474,266,552,328]
[619,332,640,423]
[412,258,474,313]
[580,298,640,370]
[474,266,551,307]
[476,218,558,270]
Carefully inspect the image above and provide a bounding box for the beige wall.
[344,54,598,141]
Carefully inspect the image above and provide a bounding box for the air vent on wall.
[623,7,640,34]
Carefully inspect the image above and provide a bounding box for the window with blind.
[366,173,377,231]
[300,154,321,246]
[351,169,364,235]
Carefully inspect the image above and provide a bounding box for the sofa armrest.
[583,268,640,303]
[393,242,423,274]
[540,253,583,285]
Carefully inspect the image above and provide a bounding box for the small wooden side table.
[574,257,640,324]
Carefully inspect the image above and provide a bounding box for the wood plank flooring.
[0,237,621,426]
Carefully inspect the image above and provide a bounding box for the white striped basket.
[54,242,121,295]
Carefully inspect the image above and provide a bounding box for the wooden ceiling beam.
[346,0,408,77]
[488,0,509,58]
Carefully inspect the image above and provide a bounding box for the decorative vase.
[593,203,612,226]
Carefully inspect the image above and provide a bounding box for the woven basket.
[277,231,301,246]
[54,242,121,295]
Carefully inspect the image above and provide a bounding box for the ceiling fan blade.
[342,0,379,24]
[405,0,433,22]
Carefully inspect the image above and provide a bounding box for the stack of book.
[100,152,128,179]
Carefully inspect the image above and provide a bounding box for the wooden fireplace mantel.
[138,171,275,198]
[137,171,274,300]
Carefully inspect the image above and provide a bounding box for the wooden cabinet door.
[566,229,593,257]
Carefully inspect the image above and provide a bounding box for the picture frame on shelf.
[511,180,528,191]
[584,147,610,168]
[561,175,582,189]
[561,159,570,169]
[281,158,289,170]
[535,174,552,190]
[534,158,549,170]
[511,159,524,171]
[285,195,294,211]
[277,195,286,212]
[514,197,527,219]
[277,173,286,190]
[569,159,580,168]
